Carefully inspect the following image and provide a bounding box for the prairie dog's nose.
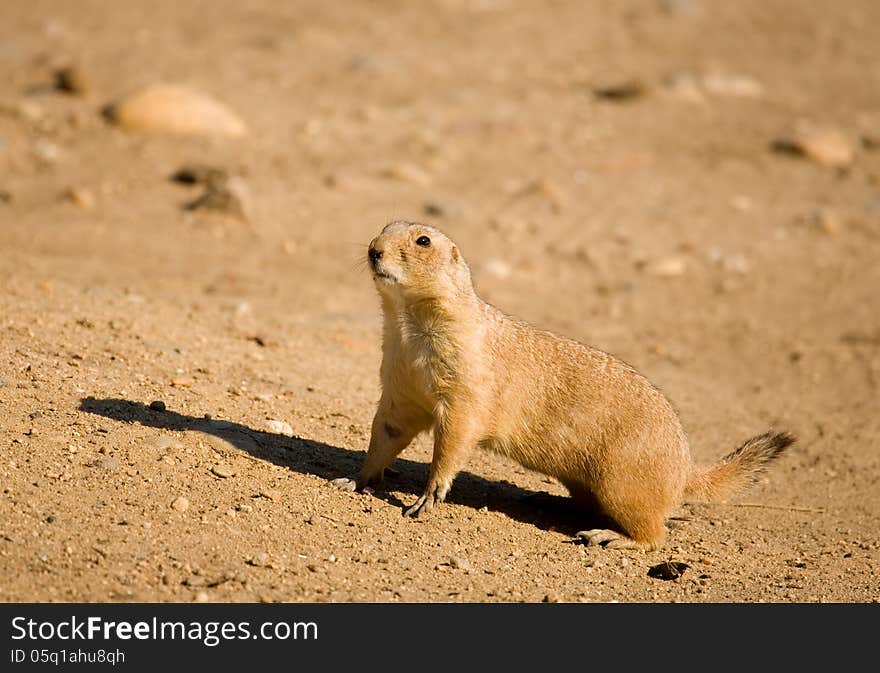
[368,247,383,263]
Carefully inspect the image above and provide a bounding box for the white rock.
[171,496,189,512]
[647,256,687,277]
[480,257,512,279]
[702,73,764,98]
[777,122,855,168]
[105,84,247,137]
[265,419,294,436]
[211,464,235,478]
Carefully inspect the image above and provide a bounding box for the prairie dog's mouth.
[372,267,398,283]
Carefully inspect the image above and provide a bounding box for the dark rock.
[648,561,689,580]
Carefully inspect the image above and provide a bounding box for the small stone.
[265,419,294,436]
[592,78,645,102]
[90,457,120,470]
[381,162,432,186]
[659,0,702,16]
[2,99,44,122]
[646,256,687,277]
[424,199,462,218]
[185,176,250,220]
[170,164,228,188]
[479,258,512,280]
[171,496,190,512]
[803,208,843,236]
[729,195,754,213]
[211,464,235,479]
[648,561,689,580]
[104,84,247,137]
[702,73,764,99]
[662,71,704,103]
[46,515,56,524]
[542,593,560,603]
[772,122,855,168]
[259,488,282,501]
[64,187,95,209]
[170,378,194,388]
[54,65,90,95]
[194,591,210,602]
[33,139,62,165]
[149,400,166,412]
[722,254,750,274]
[449,556,472,572]
[248,552,270,567]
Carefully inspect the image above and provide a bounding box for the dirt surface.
[1,0,879,603]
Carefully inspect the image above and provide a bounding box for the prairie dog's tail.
[684,431,795,501]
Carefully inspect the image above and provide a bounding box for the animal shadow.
[78,397,601,536]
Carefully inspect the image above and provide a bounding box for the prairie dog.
[333,221,794,550]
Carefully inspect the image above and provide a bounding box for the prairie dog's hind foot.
[403,482,450,518]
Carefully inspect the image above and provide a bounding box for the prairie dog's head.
[367,221,473,302]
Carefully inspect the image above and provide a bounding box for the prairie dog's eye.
[415,235,431,247]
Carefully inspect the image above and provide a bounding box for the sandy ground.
[1,0,878,603]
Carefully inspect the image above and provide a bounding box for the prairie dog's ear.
[451,245,459,262]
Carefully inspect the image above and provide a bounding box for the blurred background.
[1,1,878,602]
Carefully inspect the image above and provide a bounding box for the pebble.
[185,176,250,220]
[381,162,432,186]
[194,591,210,602]
[801,208,843,236]
[646,256,687,277]
[247,552,270,567]
[64,187,95,209]
[33,139,62,165]
[423,199,462,218]
[211,464,235,479]
[171,496,189,512]
[90,457,120,470]
[772,122,855,168]
[659,0,702,16]
[171,377,194,388]
[702,73,764,99]
[149,435,177,452]
[104,83,247,137]
[662,71,704,103]
[478,257,512,280]
[259,488,282,501]
[149,400,166,412]
[592,78,646,102]
[265,419,294,436]
[542,593,560,603]
[2,99,44,123]
[647,561,689,580]
[54,65,90,95]
[721,254,750,274]
[171,164,229,188]
[449,556,472,572]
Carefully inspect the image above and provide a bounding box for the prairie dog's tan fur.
[333,221,794,550]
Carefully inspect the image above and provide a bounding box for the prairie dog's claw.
[403,495,432,518]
